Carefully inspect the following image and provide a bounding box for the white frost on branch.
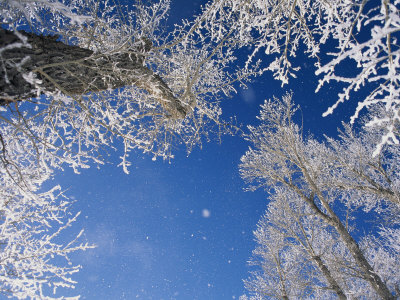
[199,0,400,155]
[240,93,400,299]
[0,1,254,296]
[0,121,93,299]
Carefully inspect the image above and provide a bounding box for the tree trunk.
[291,151,395,300]
[298,181,395,299]
[311,255,347,300]
[331,213,395,300]
[305,189,395,299]
[0,28,187,119]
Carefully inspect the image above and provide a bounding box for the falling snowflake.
[202,209,211,218]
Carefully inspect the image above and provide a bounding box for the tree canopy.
[0,0,399,298]
[240,93,400,299]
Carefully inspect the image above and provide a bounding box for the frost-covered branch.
[201,0,400,154]
[0,121,93,299]
[240,93,400,299]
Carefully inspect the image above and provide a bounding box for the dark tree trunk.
[0,28,187,118]
[311,255,347,300]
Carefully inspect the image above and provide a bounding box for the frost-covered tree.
[0,0,254,168]
[0,0,257,297]
[0,120,93,299]
[244,188,348,299]
[200,0,400,155]
[240,93,400,299]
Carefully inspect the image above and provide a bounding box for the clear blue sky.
[46,1,350,299]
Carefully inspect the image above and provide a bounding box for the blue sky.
[58,136,268,299]
[44,0,353,299]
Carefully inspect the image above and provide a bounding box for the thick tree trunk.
[0,28,187,119]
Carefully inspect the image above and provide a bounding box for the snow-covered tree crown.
[240,93,400,299]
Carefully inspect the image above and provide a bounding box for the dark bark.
[0,28,186,118]
[311,255,347,300]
